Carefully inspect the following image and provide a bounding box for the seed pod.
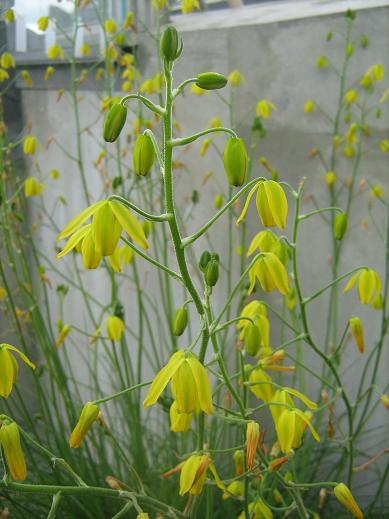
[172,306,188,336]
[223,137,247,187]
[334,213,348,240]
[133,134,155,176]
[205,258,219,287]
[245,322,260,356]
[195,72,227,91]
[103,103,127,142]
[199,250,211,272]
[160,26,183,62]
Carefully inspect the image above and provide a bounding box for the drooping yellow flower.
[256,99,277,119]
[104,19,117,34]
[208,116,222,128]
[247,230,277,256]
[57,200,148,262]
[227,70,245,88]
[380,394,389,410]
[380,139,389,153]
[276,408,319,453]
[223,480,244,500]
[23,135,37,155]
[0,52,15,69]
[200,138,211,157]
[238,499,273,519]
[0,286,6,300]
[304,100,315,113]
[179,454,224,495]
[237,300,268,340]
[106,316,125,341]
[248,253,289,295]
[152,0,170,10]
[24,177,44,197]
[246,421,259,470]
[170,401,192,432]
[37,16,49,31]
[0,422,26,480]
[20,70,32,87]
[0,68,10,83]
[69,402,100,448]
[334,483,363,519]
[55,323,71,348]
[325,171,337,186]
[182,0,201,14]
[349,317,364,353]
[344,89,358,105]
[0,343,35,398]
[47,44,64,60]
[370,185,384,198]
[343,268,381,305]
[4,9,15,24]
[80,43,90,57]
[316,55,328,69]
[123,12,134,29]
[237,180,288,230]
[44,66,55,80]
[143,350,213,415]
[249,367,275,402]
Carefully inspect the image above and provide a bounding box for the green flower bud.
[223,137,247,187]
[133,134,155,176]
[172,306,188,336]
[195,72,227,91]
[334,213,348,240]
[214,194,223,210]
[245,322,260,356]
[205,258,219,287]
[361,34,368,48]
[103,103,127,142]
[199,251,211,272]
[160,26,183,62]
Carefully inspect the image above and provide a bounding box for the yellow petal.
[0,349,15,397]
[179,455,202,495]
[277,410,295,453]
[256,182,276,227]
[294,408,320,442]
[237,184,259,226]
[187,355,213,415]
[357,269,375,304]
[56,224,91,258]
[209,463,226,491]
[264,253,289,295]
[4,344,35,370]
[343,271,360,293]
[57,201,105,241]
[108,248,122,273]
[283,387,317,409]
[143,351,185,408]
[263,180,288,229]
[109,201,148,250]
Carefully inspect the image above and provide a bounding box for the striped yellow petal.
[187,355,213,415]
[209,462,226,491]
[109,201,148,250]
[0,349,15,398]
[179,454,202,495]
[237,184,259,226]
[4,344,35,370]
[56,224,91,259]
[343,271,360,293]
[277,410,295,453]
[264,180,288,229]
[283,387,317,409]
[256,182,276,227]
[294,408,320,442]
[57,201,105,241]
[143,351,185,408]
[264,253,289,295]
[172,361,197,414]
[108,248,122,273]
[93,202,122,256]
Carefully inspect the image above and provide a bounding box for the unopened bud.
[160,26,183,62]
[103,103,127,142]
[223,137,247,187]
[195,72,227,90]
[172,306,188,336]
[333,213,348,240]
[133,134,155,176]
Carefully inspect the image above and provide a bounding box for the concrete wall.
[11,0,389,502]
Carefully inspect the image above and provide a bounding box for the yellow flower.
[23,135,37,155]
[334,483,363,519]
[200,138,211,157]
[237,300,267,339]
[343,144,355,158]
[182,0,201,13]
[4,9,15,24]
[0,68,10,82]
[316,55,328,69]
[343,268,381,305]
[238,499,273,519]
[57,200,148,261]
[0,422,26,480]
[246,421,259,470]
[95,67,104,81]
[104,19,117,34]
[325,171,337,186]
[349,317,364,353]
[170,401,192,432]
[304,100,315,113]
[69,402,100,448]
[0,343,35,398]
[380,394,389,410]
[344,89,358,105]
[247,230,277,256]
[227,70,245,88]
[237,180,288,230]
[80,43,90,57]
[123,12,134,29]
[370,185,384,198]
[143,350,213,415]
[179,454,224,495]
[380,139,389,153]
[276,408,319,453]
[44,66,55,81]
[24,177,44,197]
[0,52,15,69]
[248,253,289,295]
[249,367,275,402]
[37,16,49,31]
[256,99,277,119]
[47,44,64,60]
[55,323,71,348]
[106,316,125,341]
[152,0,170,10]
[223,480,244,500]
[208,117,222,128]
[136,514,149,519]
[21,70,32,87]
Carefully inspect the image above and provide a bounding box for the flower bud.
[199,250,211,272]
[160,26,183,62]
[23,136,37,155]
[103,103,127,142]
[205,258,219,287]
[0,422,26,480]
[106,316,125,341]
[246,421,260,470]
[380,394,389,410]
[333,213,348,240]
[325,171,337,187]
[214,194,223,210]
[349,316,364,353]
[334,483,363,519]
[69,402,100,448]
[223,137,247,187]
[172,306,188,336]
[361,34,368,48]
[233,449,244,475]
[245,322,260,356]
[195,72,227,91]
[133,134,155,176]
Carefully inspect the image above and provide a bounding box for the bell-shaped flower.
[276,408,319,454]
[0,343,35,398]
[248,367,275,402]
[0,421,26,480]
[143,350,213,415]
[334,483,363,519]
[343,268,381,305]
[238,180,288,230]
[179,454,224,496]
[248,253,289,295]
